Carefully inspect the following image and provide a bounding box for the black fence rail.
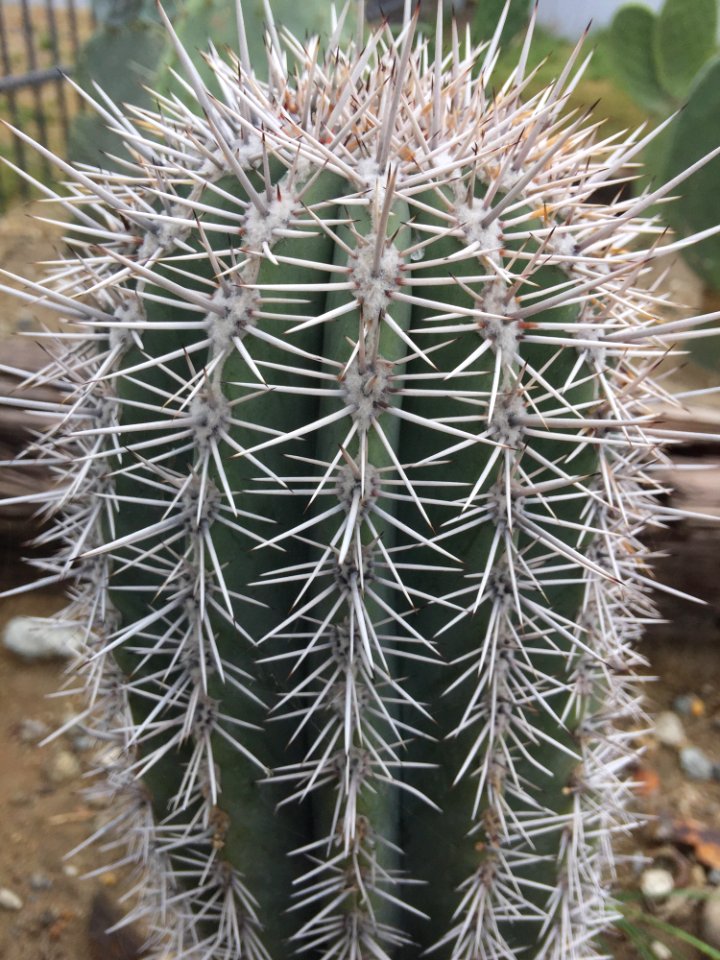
[0,0,94,206]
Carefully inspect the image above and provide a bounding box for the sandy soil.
[0,557,101,960]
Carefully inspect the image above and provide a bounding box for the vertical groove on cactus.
[2,3,720,958]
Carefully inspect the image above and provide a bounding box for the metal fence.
[0,0,94,205]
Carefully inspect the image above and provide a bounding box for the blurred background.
[0,2,719,959]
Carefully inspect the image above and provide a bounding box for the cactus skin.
[3,4,720,959]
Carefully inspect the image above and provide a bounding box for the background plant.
[607,0,720,294]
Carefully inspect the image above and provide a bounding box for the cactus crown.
[3,3,720,959]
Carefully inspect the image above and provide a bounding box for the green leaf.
[663,56,720,301]
[607,5,668,113]
[635,910,720,959]
[612,918,662,960]
[655,0,718,100]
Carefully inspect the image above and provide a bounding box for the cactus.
[607,5,668,112]
[69,0,332,168]
[157,0,339,95]
[653,0,717,100]
[661,55,720,318]
[606,0,720,295]
[3,3,720,959]
[68,0,172,168]
[608,0,718,107]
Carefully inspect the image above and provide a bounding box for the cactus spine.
[3,3,720,958]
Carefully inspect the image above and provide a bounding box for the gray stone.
[17,718,50,744]
[673,694,699,717]
[702,889,720,949]
[650,942,672,960]
[47,749,81,784]
[29,873,52,891]
[3,617,83,661]
[0,888,23,911]
[641,867,674,902]
[654,711,686,748]
[680,745,714,781]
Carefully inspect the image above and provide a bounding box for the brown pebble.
[47,749,81,784]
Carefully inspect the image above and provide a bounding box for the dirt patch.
[0,558,99,960]
[0,200,66,339]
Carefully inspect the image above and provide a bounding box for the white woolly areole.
[341,356,394,433]
[190,387,230,449]
[547,228,578,265]
[488,392,526,446]
[478,281,521,362]
[335,462,381,514]
[138,205,193,258]
[355,158,382,185]
[110,299,144,352]
[208,286,260,355]
[350,238,402,323]
[457,201,504,265]
[243,191,298,250]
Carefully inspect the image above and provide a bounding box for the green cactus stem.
[2,3,720,959]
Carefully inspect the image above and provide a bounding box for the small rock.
[641,867,674,902]
[17,718,50,744]
[71,734,96,754]
[650,942,672,960]
[654,711,686,748]
[661,892,696,924]
[702,889,720,949]
[680,745,714,781]
[29,872,52,891]
[673,694,705,718]
[62,865,78,878]
[629,851,648,876]
[37,907,60,928]
[2,617,83,661]
[0,887,23,911]
[47,749,82,784]
[708,868,720,885]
